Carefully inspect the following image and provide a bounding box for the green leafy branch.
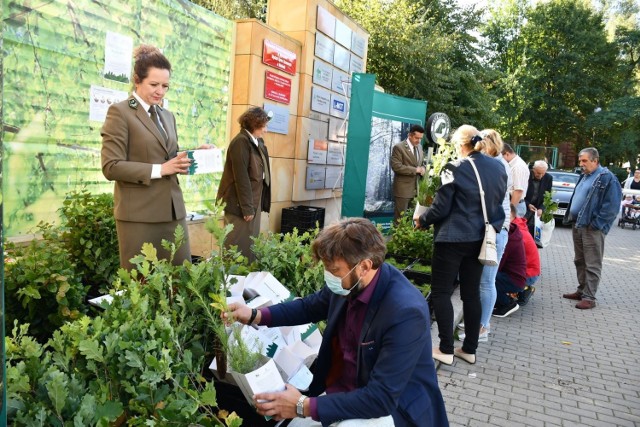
[541,191,558,223]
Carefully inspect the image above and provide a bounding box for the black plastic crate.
[280,205,325,234]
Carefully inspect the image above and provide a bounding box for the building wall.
[227,0,369,234]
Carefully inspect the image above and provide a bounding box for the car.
[546,170,581,221]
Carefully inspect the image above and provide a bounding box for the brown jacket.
[217,130,271,216]
[391,140,423,199]
[101,96,186,223]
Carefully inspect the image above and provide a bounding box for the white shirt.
[496,154,513,229]
[132,92,165,180]
[245,129,259,147]
[406,139,419,162]
[508,154,530,198]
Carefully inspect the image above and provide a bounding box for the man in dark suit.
[391,124,426,221]
[226,218,448,427]
[524,160,553,238]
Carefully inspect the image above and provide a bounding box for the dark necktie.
[150,105,168,143]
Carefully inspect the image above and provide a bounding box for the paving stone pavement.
[436,223,640,427]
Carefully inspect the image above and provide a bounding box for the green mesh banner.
[1,0,233,237]
[342,74,427,230]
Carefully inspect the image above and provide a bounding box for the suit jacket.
[391,140,423,199]
[524,171,553,211]
[101,96,186,223]
[217,130,271,216]
[267,264,448,427]
[419,151,507,242]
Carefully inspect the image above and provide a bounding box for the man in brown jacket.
[391,124,426,221]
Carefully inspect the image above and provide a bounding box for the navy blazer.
[419,151,507,242]
[267,264,448,427]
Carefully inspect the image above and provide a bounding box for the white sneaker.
[457,322,465,330]
[458,329,489,342]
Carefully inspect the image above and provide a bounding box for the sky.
[456,0,487,10]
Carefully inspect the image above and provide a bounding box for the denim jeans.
[516,199,527,217]
[495,271,525,306]
[525,276,539,287]
[479,228,508,330]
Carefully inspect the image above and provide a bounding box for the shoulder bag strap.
[468,157,490,226]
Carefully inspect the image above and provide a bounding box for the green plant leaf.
[225,411,243,427]
[125,350,144,369]
[141,243,158,262]
[95,400,124,422]
[78,339,104,363]
[200,382,217,407]
[46,370,68,416]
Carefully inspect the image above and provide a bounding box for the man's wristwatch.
[296,395,307,418]
[248,308,258,325]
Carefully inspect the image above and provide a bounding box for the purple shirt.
[258,270,381,421]
[311,269,380,420]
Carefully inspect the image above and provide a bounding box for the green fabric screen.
[342,74,427,230]
[1,0,233,237]
[342,74,376,219]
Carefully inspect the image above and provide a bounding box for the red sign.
[264,71,292,104]
[262,39,297,75]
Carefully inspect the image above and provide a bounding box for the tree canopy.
[192,0,640,167]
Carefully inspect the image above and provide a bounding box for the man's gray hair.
[579,147,599,161]
[533,160,548,171]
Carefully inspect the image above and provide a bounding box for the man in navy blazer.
[227,218,448,426]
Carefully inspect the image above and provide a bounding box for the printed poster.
[103,32,133,83]
[311,86,331,114]
[306,165,326,190]
[316,6,336,38]
[89,85,129,122]
[307,138,328,164]
[325,166,344,189]
[263,102,290,135]
[315,32,335,64]
[327,142,345,165]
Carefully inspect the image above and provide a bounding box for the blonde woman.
[414,125,507,365]
[458,130,512,342]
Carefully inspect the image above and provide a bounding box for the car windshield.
[549,172,580,188]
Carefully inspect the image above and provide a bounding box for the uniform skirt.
[116,218,191,271]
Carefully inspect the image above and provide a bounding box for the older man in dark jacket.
[524,160,553,238]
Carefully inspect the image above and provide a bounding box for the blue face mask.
[324,263,361,296]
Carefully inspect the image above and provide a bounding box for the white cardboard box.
[88,290,125,308]
[245,272,292,304]
[228,357,286,405]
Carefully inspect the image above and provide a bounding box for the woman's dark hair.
[133,45,171,84]
[238,107,271,133]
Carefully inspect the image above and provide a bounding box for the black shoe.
[493,301,520,318]
[517,286,536,306]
